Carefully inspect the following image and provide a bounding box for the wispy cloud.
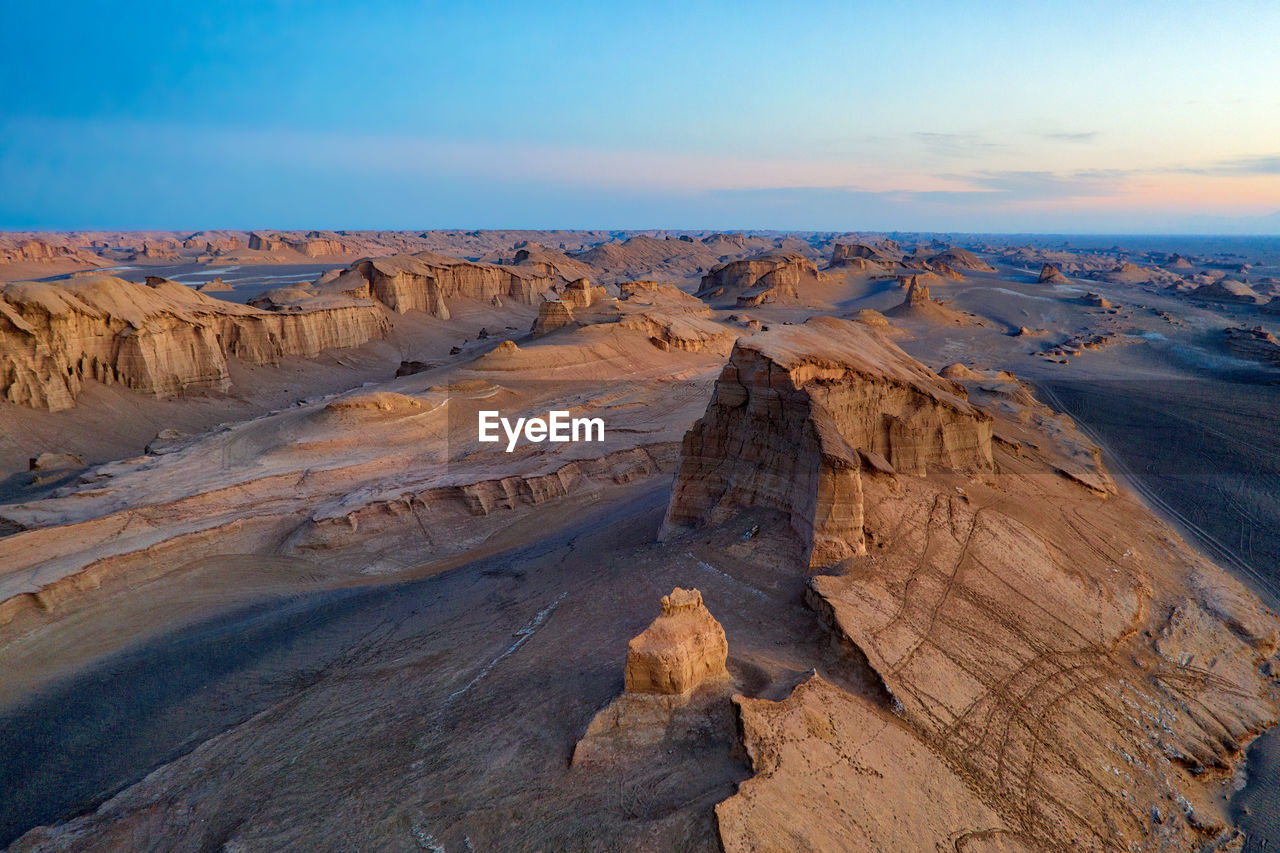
[1039,131,1099,143]
[911,132,1004,156]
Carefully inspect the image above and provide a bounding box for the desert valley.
[0,227,1278,851]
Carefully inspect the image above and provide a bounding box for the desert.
[3,3,1280,851]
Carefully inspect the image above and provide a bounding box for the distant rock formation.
[926,247,995,272]
[572,587,730,766]
[829,242,892,267]
[696,252,819,307]
[1188,279,1265,305]
[1038,263,1070,284]
[885,276,974,325]
[1082,292,1113,308]
[0,238,99,269]
[1224,326,1280,366]
[661,317,993,567]
[322,251,563,318]
[0,276,389,410]
[195,277,233,293]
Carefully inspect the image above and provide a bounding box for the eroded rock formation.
[0,276,389,410]
[661,316,992,567]
[572,587,730,766]
[1039,263,1071,284]
[322,251,562,318]
[696,252,820,307]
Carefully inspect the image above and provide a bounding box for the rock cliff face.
[695,252,819,307]
[323,251,561,318]
[687,327,1280,851]
[0,276,389,410]
[661,316,992,567]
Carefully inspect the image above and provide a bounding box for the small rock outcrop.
[572,588,730,766]
[1224,326,1280,366]
[530,300,577,336]
[1038,263,1071,284]
[829,242,892,267]
[558,277,608,308]
[661,317,992,567]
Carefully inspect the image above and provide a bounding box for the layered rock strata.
[322,251,562,318]
[661,316,992,567]
[696,252,820,307]
[0,276,389,410]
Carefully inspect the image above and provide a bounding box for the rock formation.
[322,251,562,318]
[829,242,892,267]
[661,317,992,567]
[572,587,730,766]
[695,252,819,307]
[557,277,608,308]
[0,276,389,410]
[1038,263,1071,284]
[623,588,729,694]
[530,300,577,336]
[885,275,974,325]
[1189,279,1265,305]
[676,323,1280,852]
[1224,325,1280,366]
[926,247,995,272]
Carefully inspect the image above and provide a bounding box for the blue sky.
[3,0,1279,232]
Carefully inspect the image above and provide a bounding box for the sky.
[2,0,1279,233]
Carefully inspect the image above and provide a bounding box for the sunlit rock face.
[661,316,992,567]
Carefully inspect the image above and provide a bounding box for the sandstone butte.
[656,316,1279,851]
[662,315,992,568]
[572,587,731,767]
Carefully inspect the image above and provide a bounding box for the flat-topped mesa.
[696,252,819,307]
[661,316,993,568]
[321,250,564,318]
[625,587,729,695]
[0,275,389,410]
